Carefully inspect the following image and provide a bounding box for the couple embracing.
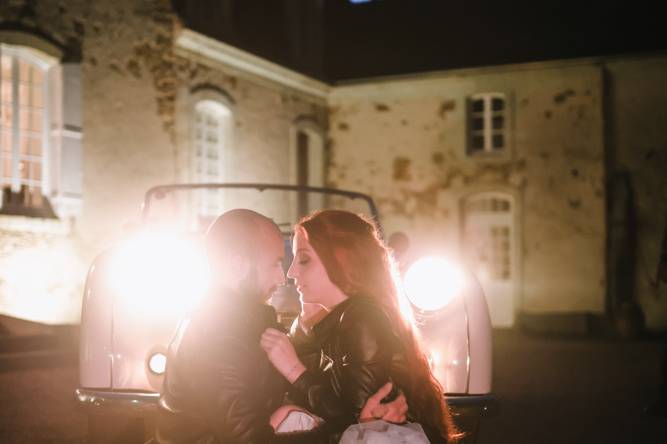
[155,208,459,443]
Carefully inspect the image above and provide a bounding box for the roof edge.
[174,28,331,100]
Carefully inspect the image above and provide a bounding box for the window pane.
[1,80,11,103]
[32,86,43,108]
[19,60,30,82]
[492,115,504,130]
[492,98,505,111]
[1,130,11,150]
[28,136,41,156]
[492,134,504,149]
[20,136,29,154]
[471,135,484,150]
[19,109,30,130]
[31,67,43,86]
[471,99,484,113]
[19,84,29,105]
[2,157,11,178]
[31,110,42,132]
[0,105,12,128]
[30,161,41,181]
[18,160,27,179]
[471,117,484,131]
[1,56,11,80]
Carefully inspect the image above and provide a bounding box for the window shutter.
[52,62,82,219]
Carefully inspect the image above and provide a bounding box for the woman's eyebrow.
[295,248,309,254]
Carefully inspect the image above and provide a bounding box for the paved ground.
[0,329,665,443]
[477,330,666,444]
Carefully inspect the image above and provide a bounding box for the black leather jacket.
[156,290,288,444]
[288,297,446,442]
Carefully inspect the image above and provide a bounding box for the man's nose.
[286,262,296,280]
[275,267,286,285]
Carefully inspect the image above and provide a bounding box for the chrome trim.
[75,388,159,416]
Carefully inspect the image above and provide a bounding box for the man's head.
[205,209,285,303]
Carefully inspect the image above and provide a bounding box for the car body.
[76,183,495,441]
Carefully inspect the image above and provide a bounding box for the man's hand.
[261,328,306,383]
[359,382,408,424]
[269,404,307,431]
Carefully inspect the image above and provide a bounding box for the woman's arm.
[284,303,399,420]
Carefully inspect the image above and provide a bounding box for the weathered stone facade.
[0,0,328,323]
[1,1,665,330]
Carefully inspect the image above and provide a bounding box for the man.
[156,209,406,443]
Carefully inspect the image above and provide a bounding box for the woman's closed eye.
[297,255,310,265]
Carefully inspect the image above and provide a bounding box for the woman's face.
[287,229,344,308]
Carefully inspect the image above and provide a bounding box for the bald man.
[156,209,405,444]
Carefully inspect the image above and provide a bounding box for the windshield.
[142,183,379,235]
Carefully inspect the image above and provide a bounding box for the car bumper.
[75,388,159,416]
[446,393,497,416]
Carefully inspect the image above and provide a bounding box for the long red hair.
[297,209,460,442]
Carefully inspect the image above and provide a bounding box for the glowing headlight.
[148,352,167,375]
[108,232,209,316]
[403,256,466,311]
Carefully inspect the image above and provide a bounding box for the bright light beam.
[403,256,466,311]
[107,232,209,317]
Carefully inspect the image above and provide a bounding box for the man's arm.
[200,339,278,444]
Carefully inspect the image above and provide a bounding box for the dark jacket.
[155,289,287,444]
[288,297,445,443]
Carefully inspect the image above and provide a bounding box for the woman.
[261,210,459,443]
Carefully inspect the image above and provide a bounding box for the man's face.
[243,224,285,303]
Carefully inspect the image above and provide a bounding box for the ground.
[0,330,664,443]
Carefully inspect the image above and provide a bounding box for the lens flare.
[148,352,167,375]
[107,232,209,317]
[403,256,466,311]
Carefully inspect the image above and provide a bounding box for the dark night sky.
[174,0,667,82]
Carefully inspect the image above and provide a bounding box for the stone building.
[0,1,665,332]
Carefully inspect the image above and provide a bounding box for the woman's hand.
[261,328,306,383]
[359,382,408,423]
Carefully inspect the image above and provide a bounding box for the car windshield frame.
[141,182,381,232]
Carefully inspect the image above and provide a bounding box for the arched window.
[192,100,232,217]
[1,44,56,209]
[0,36,81,221]
[461,192,517,326]
[467,92,507,156]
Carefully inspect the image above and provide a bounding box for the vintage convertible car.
[75,183,495,443]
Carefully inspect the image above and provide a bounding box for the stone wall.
[0,0,327,323]
[328,62,607,318]
[606,57,667,329]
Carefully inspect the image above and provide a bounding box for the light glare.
[404,257,466,311]
[108,233,209,317]
[149,352,167,374]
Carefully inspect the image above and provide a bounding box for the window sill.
[465,150,513,163]
[0,214,69,235]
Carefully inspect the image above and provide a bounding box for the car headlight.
[403,256,466,312]
[148,352,167,375]
[107,232,209,316]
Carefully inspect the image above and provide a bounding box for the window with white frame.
[467,93,506,156]
[193,100,231,217]
[1,44,56,209]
